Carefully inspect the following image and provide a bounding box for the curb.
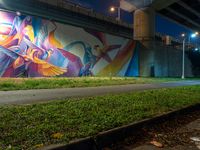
[44,103,200,150]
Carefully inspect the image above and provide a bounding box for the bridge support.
[134,7,156,77]
[134,7,155,41]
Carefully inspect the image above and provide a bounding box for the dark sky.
[68,0,194,39]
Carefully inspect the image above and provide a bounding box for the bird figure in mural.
[85,29,121,64]
[93,44,121,63]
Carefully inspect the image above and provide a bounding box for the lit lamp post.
[110,6,121,21]
[181,32,198,79]
[181,33,186,79]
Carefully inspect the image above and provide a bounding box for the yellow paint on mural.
[24,25,35,42]
[49,29,63,49]
[98,41,135,76]
[0,35,14,46]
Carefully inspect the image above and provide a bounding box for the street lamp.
[181,32,198,79]
[110,6,121,21]
[188,32,199,45]
[181,33,186,79]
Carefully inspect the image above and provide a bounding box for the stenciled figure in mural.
[0,11,139,78]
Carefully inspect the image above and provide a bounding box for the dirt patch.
[110,109,200,150]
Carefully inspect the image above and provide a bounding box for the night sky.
[68,0,195,40]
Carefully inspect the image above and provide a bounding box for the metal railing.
[37,0,132,28]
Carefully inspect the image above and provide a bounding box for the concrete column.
[134,7,155,41]
[134,7,156,77]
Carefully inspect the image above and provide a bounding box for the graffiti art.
[0,11,139,77]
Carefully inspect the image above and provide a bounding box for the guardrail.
[37,0,133,29]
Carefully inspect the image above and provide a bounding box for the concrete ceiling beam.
[151,0,180,10]
[121,0,179,12]
[166,7,200,29]
[178,1,200,19]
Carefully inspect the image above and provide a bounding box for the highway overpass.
[0,0,133,38]
[121,0,200,40]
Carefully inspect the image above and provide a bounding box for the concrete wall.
[0,10,139,77]
[139,41,193,77]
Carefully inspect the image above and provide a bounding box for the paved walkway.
[0,80,200,105]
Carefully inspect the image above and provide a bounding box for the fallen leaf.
[7,145,12,149]
[51,132,64,139]
[190,137,200,142]
[150,140,164,148]
[35,144,44,148]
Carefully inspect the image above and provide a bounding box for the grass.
[0,77,183,91]
[0,85,200,149]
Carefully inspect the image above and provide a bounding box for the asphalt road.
[0,80,200,105]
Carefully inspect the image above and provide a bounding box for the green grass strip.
[0,77,183,91]
[0,85,200,149]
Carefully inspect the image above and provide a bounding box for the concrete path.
[0,80,200,105]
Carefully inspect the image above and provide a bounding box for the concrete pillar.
[134,7,156,77]
[134,7,155,41]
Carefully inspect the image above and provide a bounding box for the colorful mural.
[0,11,139,77]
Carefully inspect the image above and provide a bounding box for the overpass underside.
[122,0,200,35]
[158,0,200,31]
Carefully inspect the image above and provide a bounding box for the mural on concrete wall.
[0,11,139,77]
